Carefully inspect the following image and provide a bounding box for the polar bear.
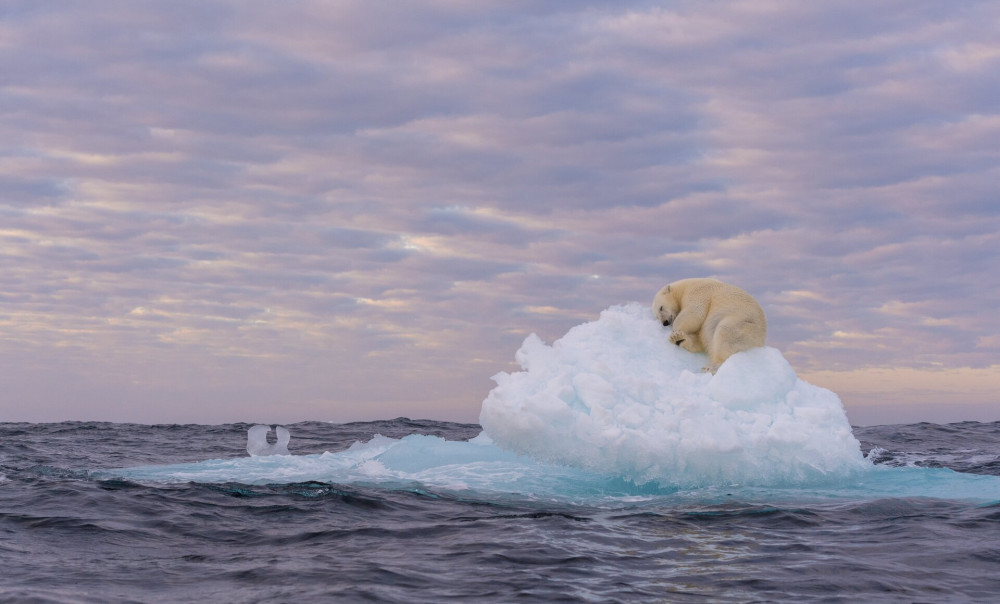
[652,278,767,373]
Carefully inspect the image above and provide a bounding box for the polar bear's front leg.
[671,306,705,336]
[670,330,701,353]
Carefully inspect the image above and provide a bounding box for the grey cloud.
[0,176,68,205]
[2,1,1000,422]
[415,206,558,247]
[319,227,395,250]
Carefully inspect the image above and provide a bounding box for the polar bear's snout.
[656,305,675,327]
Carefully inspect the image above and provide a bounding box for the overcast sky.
[2,1,999,426]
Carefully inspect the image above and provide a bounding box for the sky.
[2,1,999,426]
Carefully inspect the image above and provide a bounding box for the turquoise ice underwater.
[100,304,1000,505]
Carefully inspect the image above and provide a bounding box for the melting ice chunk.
[479,302,869,487]
[247,425,291,456]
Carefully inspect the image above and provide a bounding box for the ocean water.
[3,305,999,602]
[1,419,1000,603]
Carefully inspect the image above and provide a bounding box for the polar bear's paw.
[669,330,688,346]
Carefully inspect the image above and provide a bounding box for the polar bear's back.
[680,278,766,327]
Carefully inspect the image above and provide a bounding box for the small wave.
[857,421,1000,476]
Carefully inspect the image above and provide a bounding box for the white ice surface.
[247,425,290,456]
[480,303,868,487]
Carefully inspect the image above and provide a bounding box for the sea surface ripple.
[1,419,999,603]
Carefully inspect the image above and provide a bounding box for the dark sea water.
[2,419,999,603]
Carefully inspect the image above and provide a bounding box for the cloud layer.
[2,1,999,423]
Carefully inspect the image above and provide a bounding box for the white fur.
[652,278,767,373]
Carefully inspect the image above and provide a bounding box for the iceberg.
[480,303,869,487]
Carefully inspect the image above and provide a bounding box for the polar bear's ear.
[666,285,671,293]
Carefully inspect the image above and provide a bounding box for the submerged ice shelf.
[99,432,1000,505]
[98,304,1000,505]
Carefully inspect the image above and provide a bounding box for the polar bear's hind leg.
[709,317,765,372]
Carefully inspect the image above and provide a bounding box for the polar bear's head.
[652,284,679,326]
